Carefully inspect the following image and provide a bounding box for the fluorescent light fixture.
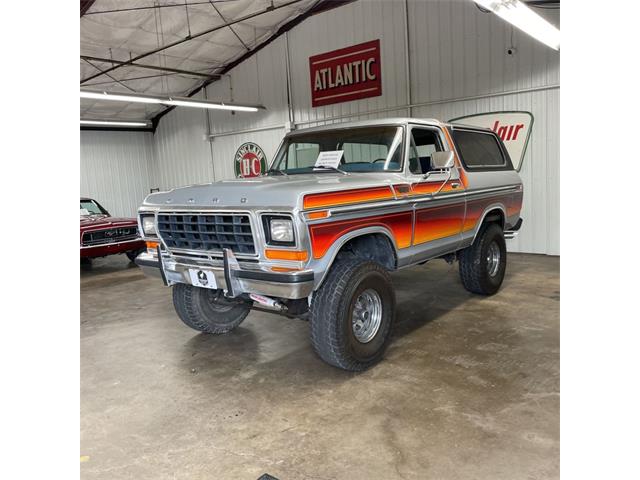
[80,119,151,127]
[80,89,264,112]
[163,99,259,112]
[474,0,560,50]
[80,90,163,104]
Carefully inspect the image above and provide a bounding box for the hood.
[142,173,405,210]
[80,215,138,232]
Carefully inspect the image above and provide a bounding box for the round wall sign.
[234,142,267,178]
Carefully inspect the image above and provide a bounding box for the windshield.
[269,126,404,175]
[80,199,109,216]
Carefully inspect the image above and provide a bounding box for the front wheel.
[459,223,507,295]
[172,284,251,334]
[310,258,395,371]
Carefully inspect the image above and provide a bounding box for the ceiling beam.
[208,0,250,52]
[80,0,307,84]
[80,55,220,80]
[83,1,217,16]
[81,58,137,92]
[80,0,95,17]
[151,0,356,130]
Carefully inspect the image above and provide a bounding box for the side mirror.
[430,151,455,170]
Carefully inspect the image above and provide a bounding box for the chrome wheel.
[351,289,383,343]
[487,241,501,277]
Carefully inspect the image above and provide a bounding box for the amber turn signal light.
[265,249,309,261]
[306,210,329,220]
[146,241,159,249]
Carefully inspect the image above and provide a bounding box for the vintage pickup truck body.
[137,118,523,370]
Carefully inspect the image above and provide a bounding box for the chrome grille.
[157,213,255,255]
[82,227,139,246]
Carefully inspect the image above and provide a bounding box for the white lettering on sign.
[313,58,378,92]
[234,142,267,178]
[449,111,534,171]
[314,150,344,169]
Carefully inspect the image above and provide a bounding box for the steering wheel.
[372,158,386,163]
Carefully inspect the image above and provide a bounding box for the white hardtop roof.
[290,117,446,135]
[289,117,493,135]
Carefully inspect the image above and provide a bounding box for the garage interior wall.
[80,0,559,255]
[80,130,154,218]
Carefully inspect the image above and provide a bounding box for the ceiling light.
[163,98,259,112]
[80,90,163,104]
[80,90,264,112]
[80,119,151,127]
[473,0,560,50]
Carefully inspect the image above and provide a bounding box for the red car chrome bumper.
[80,238,146,258]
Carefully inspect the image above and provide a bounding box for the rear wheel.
[310,258,395,371]
[172,284,251,334]
[459,223,507,295]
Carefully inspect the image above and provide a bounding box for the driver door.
[407,126,465,253]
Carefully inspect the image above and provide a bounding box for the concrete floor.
[81,253,559,480]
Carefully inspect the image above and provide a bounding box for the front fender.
[308,226,399,290]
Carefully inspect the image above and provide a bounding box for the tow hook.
[249,293,287,312]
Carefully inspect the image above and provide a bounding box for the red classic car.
[80,197,146,262]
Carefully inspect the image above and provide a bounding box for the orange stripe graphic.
[303,186,394,210]
[414,205,464,244]
[309,212,412,259]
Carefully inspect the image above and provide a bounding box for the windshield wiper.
[313,165,349,175]
[265,168,288,176]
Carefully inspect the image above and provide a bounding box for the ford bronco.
[136,118,523,371]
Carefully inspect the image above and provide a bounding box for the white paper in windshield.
[80,208,90,216]
[314,150,344,169]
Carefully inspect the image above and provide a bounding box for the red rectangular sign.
[309,39,382,108]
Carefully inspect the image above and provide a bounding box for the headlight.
[270,219,294,243]
[263,215,295,246]
[141,215,156,236]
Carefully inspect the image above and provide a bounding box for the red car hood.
[80,215,138,233]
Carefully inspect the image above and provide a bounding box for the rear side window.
[452,130,506,168]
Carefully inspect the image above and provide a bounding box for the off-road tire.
[310,258,395,371]
[172,284,251,334]
[459,223,507,295]
[126,248,145,263]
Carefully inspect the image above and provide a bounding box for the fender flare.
[312,226,399,290]
[470,203,507,244]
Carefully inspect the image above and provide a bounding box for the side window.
[408,128,443,175]
[451,130,506,168]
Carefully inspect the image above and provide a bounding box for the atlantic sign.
[309,39,382,108]
[450,111,534,171]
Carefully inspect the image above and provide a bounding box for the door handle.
[451,182,460,189]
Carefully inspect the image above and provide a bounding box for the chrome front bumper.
[135,249,314,300]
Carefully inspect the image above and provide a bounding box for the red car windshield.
[80,199,108,216]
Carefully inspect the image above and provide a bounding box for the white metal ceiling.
[80,0,319,121]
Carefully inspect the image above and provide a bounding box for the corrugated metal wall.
[80,131,154,217]
[85,0,559,254]
[152,91,214,191]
